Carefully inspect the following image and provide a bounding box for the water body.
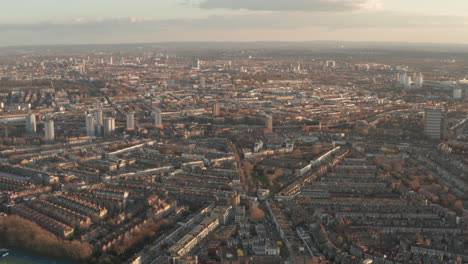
[0,249,74,264]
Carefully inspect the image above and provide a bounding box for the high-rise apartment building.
[415,73,424,87]
[94,110,103,136]
[44,118,55,141]
[152,109,163,127]
[85,114,96,137]
[103,117,115,136]
[126,112,135,131]
[26,113,36,133]
[424,108,447,140]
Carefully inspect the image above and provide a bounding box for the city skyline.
[1,0,468,46]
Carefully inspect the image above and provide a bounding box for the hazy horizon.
[1,0,468,46]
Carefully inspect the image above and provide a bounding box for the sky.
[1,0,468,46]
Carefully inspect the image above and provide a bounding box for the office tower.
[415,73,424,87]
[103,117,115,136]
[44,118,55,141]
[85,114,96,137]
[94,110,103,136]
[26,113,36,134]
[213,102,220,117]
[110,57,113,65]
[265,115,273,131]
[453,88,462,99]
[425,108,446,140]
[152,109,162,127]
[126,112,135,131]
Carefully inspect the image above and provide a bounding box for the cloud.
[0,12,466,33]
[0,11,467,45]
[197,0,384,12]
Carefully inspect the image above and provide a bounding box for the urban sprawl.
[0,44,466,264]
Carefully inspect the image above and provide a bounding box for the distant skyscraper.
[26,113,36,134]
[85,114,96,137]
[415,73,424,87]
[295,61,303,73]
[110,57,113,65]
[103,117,115,136]
[126,112,135,131]
[213,102,220,117]
[403,75,412,89]
[265,115,273,131]
[44,118,55,141]
[152,109,163,127]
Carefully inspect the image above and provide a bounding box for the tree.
[409,179,420,190]
[414,233,424,244]
[249,206,265,221]
[454,200,464,213]
[0,215,93,261]
[336,236,344,246]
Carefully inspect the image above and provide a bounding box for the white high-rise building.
[126,112,135,131]
[85,114,96,137]
[44,118,55,141]
[404,75,412,89]
[152,109,162,127]
[415,73,424,87]
[103,117,115,136]
[295,61,302,72]
[26,113,36,134]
